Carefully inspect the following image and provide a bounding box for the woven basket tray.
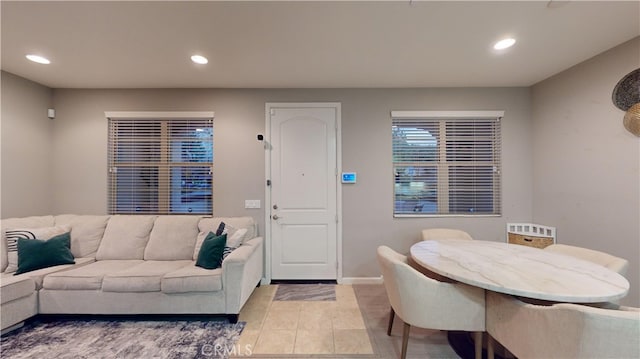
[507,233,554,249]
[506,223,556,249]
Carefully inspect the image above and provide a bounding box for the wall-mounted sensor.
[342,172,357,184]
[257,134,264,141]
[47,108,55,119]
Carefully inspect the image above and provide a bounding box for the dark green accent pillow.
[195,232,227,270]
[15,232,75,275]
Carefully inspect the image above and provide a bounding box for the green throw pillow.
[195,232,227,269]
[15,232,75,275]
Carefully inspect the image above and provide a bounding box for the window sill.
[394,214,502,218]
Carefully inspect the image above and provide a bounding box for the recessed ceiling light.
[26,54,51,64]
[493,38,516,50]
[191,55,208,64]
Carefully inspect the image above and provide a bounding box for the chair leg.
[387,307,395,336]
[401,322,410,359]
[473,331,483,359]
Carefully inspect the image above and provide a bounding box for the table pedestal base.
[447,331,509,359]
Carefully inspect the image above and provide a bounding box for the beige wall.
[6,54,637,305]
[531,37,640,306]
[46,87,533,279]
[1,71,54,217]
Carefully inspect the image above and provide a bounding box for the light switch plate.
[245,200,261,209]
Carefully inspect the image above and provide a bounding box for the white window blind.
[392,111,502,216]
[107,112,214,215]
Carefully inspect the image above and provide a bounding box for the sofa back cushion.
[144,216,200,260]
[1,216,55,231]
[198,217,256,242]
[1,235,5,273]
[96,215,156,260]
[194,217,256,260]
[4,224,71,273]
[55,214,110,258]
[1,215,55,272]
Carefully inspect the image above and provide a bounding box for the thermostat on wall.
[342,172,357,184]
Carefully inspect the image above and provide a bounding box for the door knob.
[272,214,280,220]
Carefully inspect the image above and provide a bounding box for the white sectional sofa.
[0,214,264,333]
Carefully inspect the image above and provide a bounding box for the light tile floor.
[354,284,462,359]
[234,284,464,359]
[236,284,374,356]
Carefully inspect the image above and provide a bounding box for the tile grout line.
[244,284,277,354]
[293,300,302,355]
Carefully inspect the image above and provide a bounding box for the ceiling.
[2,1,639,89]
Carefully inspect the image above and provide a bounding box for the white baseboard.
[340,276,383,285]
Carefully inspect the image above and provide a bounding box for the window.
[106,112,214,215]
[392,111,502,216]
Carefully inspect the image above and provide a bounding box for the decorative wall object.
[623,103,640,136]
[612,68,640,137]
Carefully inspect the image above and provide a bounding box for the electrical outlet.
[244,200,261,209]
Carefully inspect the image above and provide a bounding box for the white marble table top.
[410,240,630,303]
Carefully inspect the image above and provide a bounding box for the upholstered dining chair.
[486,291,640,359]
[421,228,473,241]
[376,246,485,359]
[544,244,629,276]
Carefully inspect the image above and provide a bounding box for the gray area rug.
[273,284,336,301]
[0,319,245,359]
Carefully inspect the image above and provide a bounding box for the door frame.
[263,102,342,284]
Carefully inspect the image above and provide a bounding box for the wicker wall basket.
[507,223,556,249]
[623,103,640,137]
[613,68,640,136]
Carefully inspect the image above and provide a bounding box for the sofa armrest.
[222,236,263,314]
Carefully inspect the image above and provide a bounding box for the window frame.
[105,111,214,215]
[391,110,503,218]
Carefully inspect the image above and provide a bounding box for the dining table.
[410,239,629,303]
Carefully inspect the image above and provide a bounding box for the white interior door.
[268,104,338,280]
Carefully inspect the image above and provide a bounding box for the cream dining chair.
[377,245,486,359]
[544,244,629,276]
[486,291,640,359]
[421,228,474,241]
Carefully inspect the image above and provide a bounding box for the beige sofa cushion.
[1,216,55,273]
[3,257,95,289]
[1,216,55,231]
[102,260,193,293]
[198,217,256,242]
[0,275,35,305]
[0,233,9,272]
[144,216,200,260]
[195,217,255,260]
[96,216,156,260]
[1,233,5,273]
[193,227,247,260]
[55,215,110,258]
[162,265,223,293]
[43,260,143,290]
[3,225,71,273]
